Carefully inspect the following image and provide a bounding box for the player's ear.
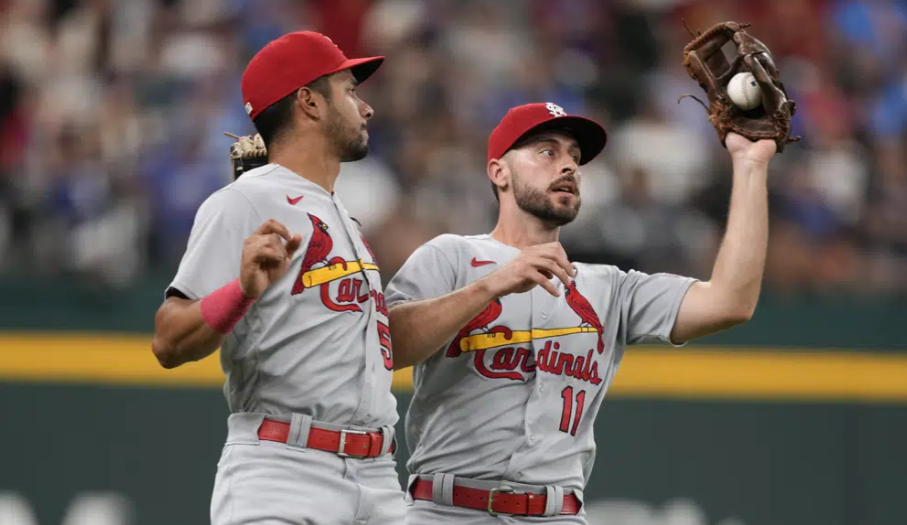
[487,158,510,195]
[295,86,324,121]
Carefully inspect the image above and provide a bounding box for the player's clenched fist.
[482,242,575,298]
[240,219,303,298]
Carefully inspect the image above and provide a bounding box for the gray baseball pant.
[211,413,406,525]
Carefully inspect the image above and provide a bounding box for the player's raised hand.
[726,132,777,166]
[240,219,303,298]
[481,242,575,299]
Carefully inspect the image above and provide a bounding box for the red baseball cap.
[241,31,384,120]
[487,103,607,165]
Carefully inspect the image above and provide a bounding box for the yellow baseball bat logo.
[460,327,599,352]
[301,260,380,288]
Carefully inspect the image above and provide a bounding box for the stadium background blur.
[0,0,905,524]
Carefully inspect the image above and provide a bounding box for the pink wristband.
[200,279,257,334]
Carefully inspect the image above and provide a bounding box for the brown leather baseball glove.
[680,21,800,152]
[225,132,268,179]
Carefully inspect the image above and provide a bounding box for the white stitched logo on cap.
[244,102,253,115]
[546,103,567,117]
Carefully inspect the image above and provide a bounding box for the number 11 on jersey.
[559,386,586,436]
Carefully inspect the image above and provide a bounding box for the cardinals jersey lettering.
[385,234,696,491]
[168,165,396,428]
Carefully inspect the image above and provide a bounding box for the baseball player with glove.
[384,22,795,524]
[151,31,405,524]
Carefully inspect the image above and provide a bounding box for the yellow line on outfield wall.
[1,333,907,403]
[0,333,415,390]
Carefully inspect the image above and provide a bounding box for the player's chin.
[550,191,580,208]
[340,139,370,162]
[548,198,581,225]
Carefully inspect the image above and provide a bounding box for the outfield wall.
[1,278,905,525]
[0,336,905,525]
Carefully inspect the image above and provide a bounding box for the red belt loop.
[257,419,393,459]
[410,478,580,516]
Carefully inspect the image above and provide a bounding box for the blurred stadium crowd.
[1,0,906,295]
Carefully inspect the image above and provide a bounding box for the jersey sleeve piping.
[165,281,203,301]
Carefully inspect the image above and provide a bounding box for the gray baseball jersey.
[385,234,696,492]
[168,164,397,428]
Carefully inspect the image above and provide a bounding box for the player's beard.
[512,174,581,227]
[325,103,369,162]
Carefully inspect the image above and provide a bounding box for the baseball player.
[384,102,778,523]
[151,31,405,524]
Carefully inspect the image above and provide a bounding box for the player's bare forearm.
[671,135,774,343]
[152,297,227,369]
[388,280,497,370]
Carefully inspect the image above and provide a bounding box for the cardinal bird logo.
[446,299,512,357]
[565,281,605,354]
[291,214,342,295]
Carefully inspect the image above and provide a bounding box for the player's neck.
[270,138,341,194]
[490,207,559,249]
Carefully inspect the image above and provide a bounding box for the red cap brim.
[330,56,385,84]
[518,116,608,165]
